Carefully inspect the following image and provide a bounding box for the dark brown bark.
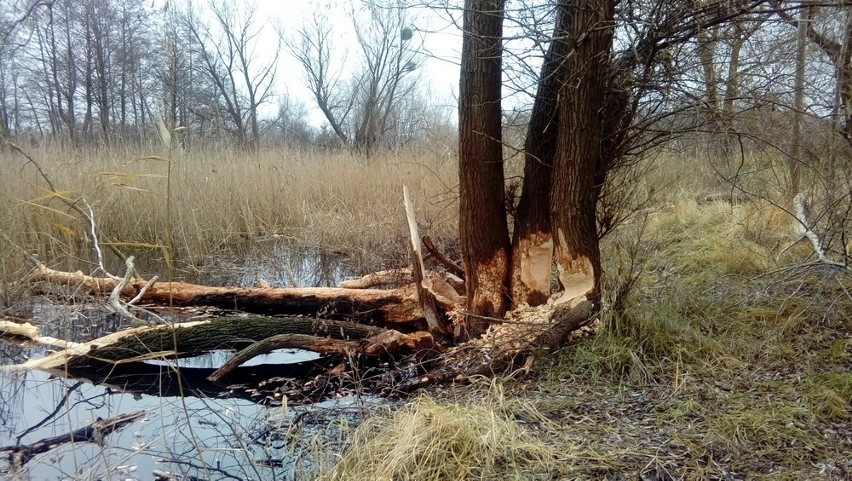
[510,1,574,308]
[551,0,616,305]
[422,235,465,280]
[458,0,510,338]
[698,26,719,126]
[208,334,361,382]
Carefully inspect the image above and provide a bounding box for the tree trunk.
[698,25,719,130]
[458,0,510,339]
[510,1,573,308]
[550,0,615,306]
[790,6,809,197]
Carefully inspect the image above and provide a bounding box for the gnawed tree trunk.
[509,1,574,308]
[27,264,438,327]
[550,0,616,306]
[458,0,511,339]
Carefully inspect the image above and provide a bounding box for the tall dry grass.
[0,143,459,280]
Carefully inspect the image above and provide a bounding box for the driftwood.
[28,263,432,325]
[2,411,145,469]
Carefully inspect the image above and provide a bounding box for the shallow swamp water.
[1,243,396,480]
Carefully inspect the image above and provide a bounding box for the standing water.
[0,244,390,480]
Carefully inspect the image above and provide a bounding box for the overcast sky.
[232,0,465,124]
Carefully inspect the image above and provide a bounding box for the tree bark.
[458,0,510,339]
[27,264,437,326]
[550,0,616,306]
[510,1,574,308]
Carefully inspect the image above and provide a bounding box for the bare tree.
[457,0,510,337]
[287,9,354,146]
[351,3,422,155]
[289,0,424,155]
[188,0,278,150]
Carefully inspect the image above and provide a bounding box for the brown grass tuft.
[322,395,570,481]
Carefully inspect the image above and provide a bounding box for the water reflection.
[0,244,395,480]
[0,368,378,480]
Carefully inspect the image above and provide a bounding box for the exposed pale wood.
[427,274,465,306]
[1,411,145,469]
[0,319,82,349]
[422,235,465,279]
[339,268,413,288]
[28,264,425,324]
[404,186,451,338]
[361,329,437,356]
[511,233,554,307]
[401,300,595,390]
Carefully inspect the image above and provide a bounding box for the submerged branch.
[1,411,145,470]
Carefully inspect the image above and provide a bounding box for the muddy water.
[0,244,388,480]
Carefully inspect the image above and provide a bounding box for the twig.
[108,256,142,322]
[155,458,243,481]
[15,382,84,444]
[128,276,158,305]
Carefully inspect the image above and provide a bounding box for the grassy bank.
[322,200,850,480]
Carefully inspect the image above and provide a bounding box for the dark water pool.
[0,245,389,480]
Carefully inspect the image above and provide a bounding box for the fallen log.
[695,192,750,205]
[1,316,386,374]
[208,334,361,382]
[28,263,433,325]
[0,319,82,349]
[1,410,144,469]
